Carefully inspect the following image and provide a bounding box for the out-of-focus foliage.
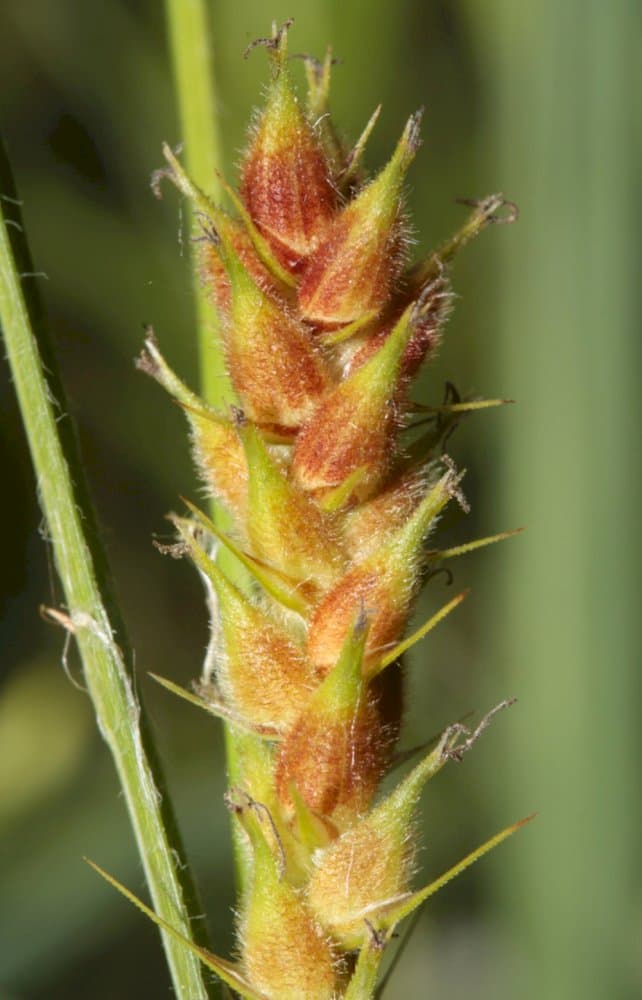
[0,2,639,998]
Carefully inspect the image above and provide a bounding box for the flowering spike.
[291,304,418,501]
[226,790,338,1000]
[275,613,388,825]
[148,20,522,993]
[214,234,332,428]
[173,519,316,729]
[240,418,346,592]
[298,111,423,326]
[241,22,337,268]
[306,470,459,674]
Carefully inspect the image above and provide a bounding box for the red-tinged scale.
[241,27,336,269]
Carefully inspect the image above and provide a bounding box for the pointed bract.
[297,112,422,326]
[200,210,281,320]
[135,333,249,531]
[241,419,347,594]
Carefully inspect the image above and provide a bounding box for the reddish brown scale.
[226,318,330,430]
[297,205,405,326]
[241,147,337,271]
[241,28,337,270]
[401,275,452,380]
[291,304,416,501]
[306,565,409,677]
[292,391,400,500]
[275,693,388,825]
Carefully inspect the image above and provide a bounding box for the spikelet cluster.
[142,21,524,999]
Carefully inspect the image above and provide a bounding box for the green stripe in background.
[472,2,641,998]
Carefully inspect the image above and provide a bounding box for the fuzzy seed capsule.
[297,112,422,327]
[188,409,249,532]
[341,468,427,559]
[307,739,449,948]
[228,790,338,1000]
[276,615,389,827]
[215,234,332,429]
[180,530,316,729]
[306,472,456,674]
[291,304,418,503]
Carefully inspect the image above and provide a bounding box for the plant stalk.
[0,137,209,1000]
[164,0,251,893]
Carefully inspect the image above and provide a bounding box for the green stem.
[164,0,250,892]
[165,0,232,410]
[0,138,209,999]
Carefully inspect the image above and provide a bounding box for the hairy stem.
[0,137,208,1000]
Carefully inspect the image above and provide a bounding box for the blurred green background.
[1,1,640,997]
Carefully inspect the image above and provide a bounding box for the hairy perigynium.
[138,21,527,999]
